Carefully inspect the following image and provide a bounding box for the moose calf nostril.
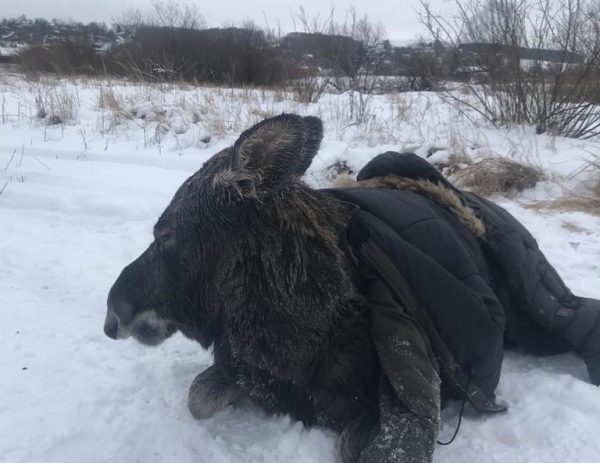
[104,315,119,339]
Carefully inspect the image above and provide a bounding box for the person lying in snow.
[349,150,600,384]
[325,150,600,459]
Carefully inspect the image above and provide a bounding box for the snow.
[0,46,23,56]
[1,73,600,462]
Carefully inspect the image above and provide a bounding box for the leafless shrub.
[19,43,104,77]
[289,74,331,103]
[117,1,205,30]
[34,84,77,125]
[20,2,292,86]
[421,0,600,139]
[109,24,290,85]
[452,155,545,196]
[334,9,388,124]
[110,3,291,86]
[291,7,388,121]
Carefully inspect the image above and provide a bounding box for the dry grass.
[560,220,592,233]
[524,195,600,217]
[525,171,600,217]
[1,73,447,149]
[185,87,285,137]
[98,87,133,132]
[524,152,600,217]
[35,83,78,125]
[98,87,126,114]
[451,155,545,197]
[91,81,289,149]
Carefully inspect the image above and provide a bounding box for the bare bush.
[421,0,600,139]
[399,42,439,91]
[108,22,290,85]
[116,1,205,31]
[19,2,292,87]
[452,156,545,196]
[289,74,331,103]
[34,84,77,125]
[108,2,292,85]
[288,7,388,115]
[20,43,104,77]
[331,9,388,123]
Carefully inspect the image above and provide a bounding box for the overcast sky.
[0,0,458,43]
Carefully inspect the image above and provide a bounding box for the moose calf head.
[104,114,340,357]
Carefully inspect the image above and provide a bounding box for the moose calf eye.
[156,228,176,250]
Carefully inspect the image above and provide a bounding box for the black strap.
[437,369,472,445]
[360,239,508,415]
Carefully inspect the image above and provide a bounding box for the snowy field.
[1,72,600,463]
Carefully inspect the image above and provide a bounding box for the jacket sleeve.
[347,209,509,461]
[468,194,600,384]
[350,210,505,397]
[357,244,439,463]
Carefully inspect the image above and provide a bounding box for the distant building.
[282,32,360,56]
[458,43,584,67]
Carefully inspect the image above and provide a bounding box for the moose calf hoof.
[188,365,241,419]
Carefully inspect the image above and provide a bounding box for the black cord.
[437,370,472,446]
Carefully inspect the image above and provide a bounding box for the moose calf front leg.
[188,365,242,419]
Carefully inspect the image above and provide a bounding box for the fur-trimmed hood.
[334,174,486,239]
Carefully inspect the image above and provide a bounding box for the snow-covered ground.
[1,72,600,462]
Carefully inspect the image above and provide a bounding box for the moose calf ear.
[231,113,323,186]
[292,115,323,176]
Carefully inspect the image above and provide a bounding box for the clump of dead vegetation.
[525,195,600,217]
[451,156,545,197]
[34,83,78,125]
[98,86,132,129]
[525,155,600,217]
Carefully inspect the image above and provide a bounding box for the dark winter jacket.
[324,186,506,404]
[322,151,600,427]
[356,152,600,375]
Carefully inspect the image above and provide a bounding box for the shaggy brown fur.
[104,114,381,462]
